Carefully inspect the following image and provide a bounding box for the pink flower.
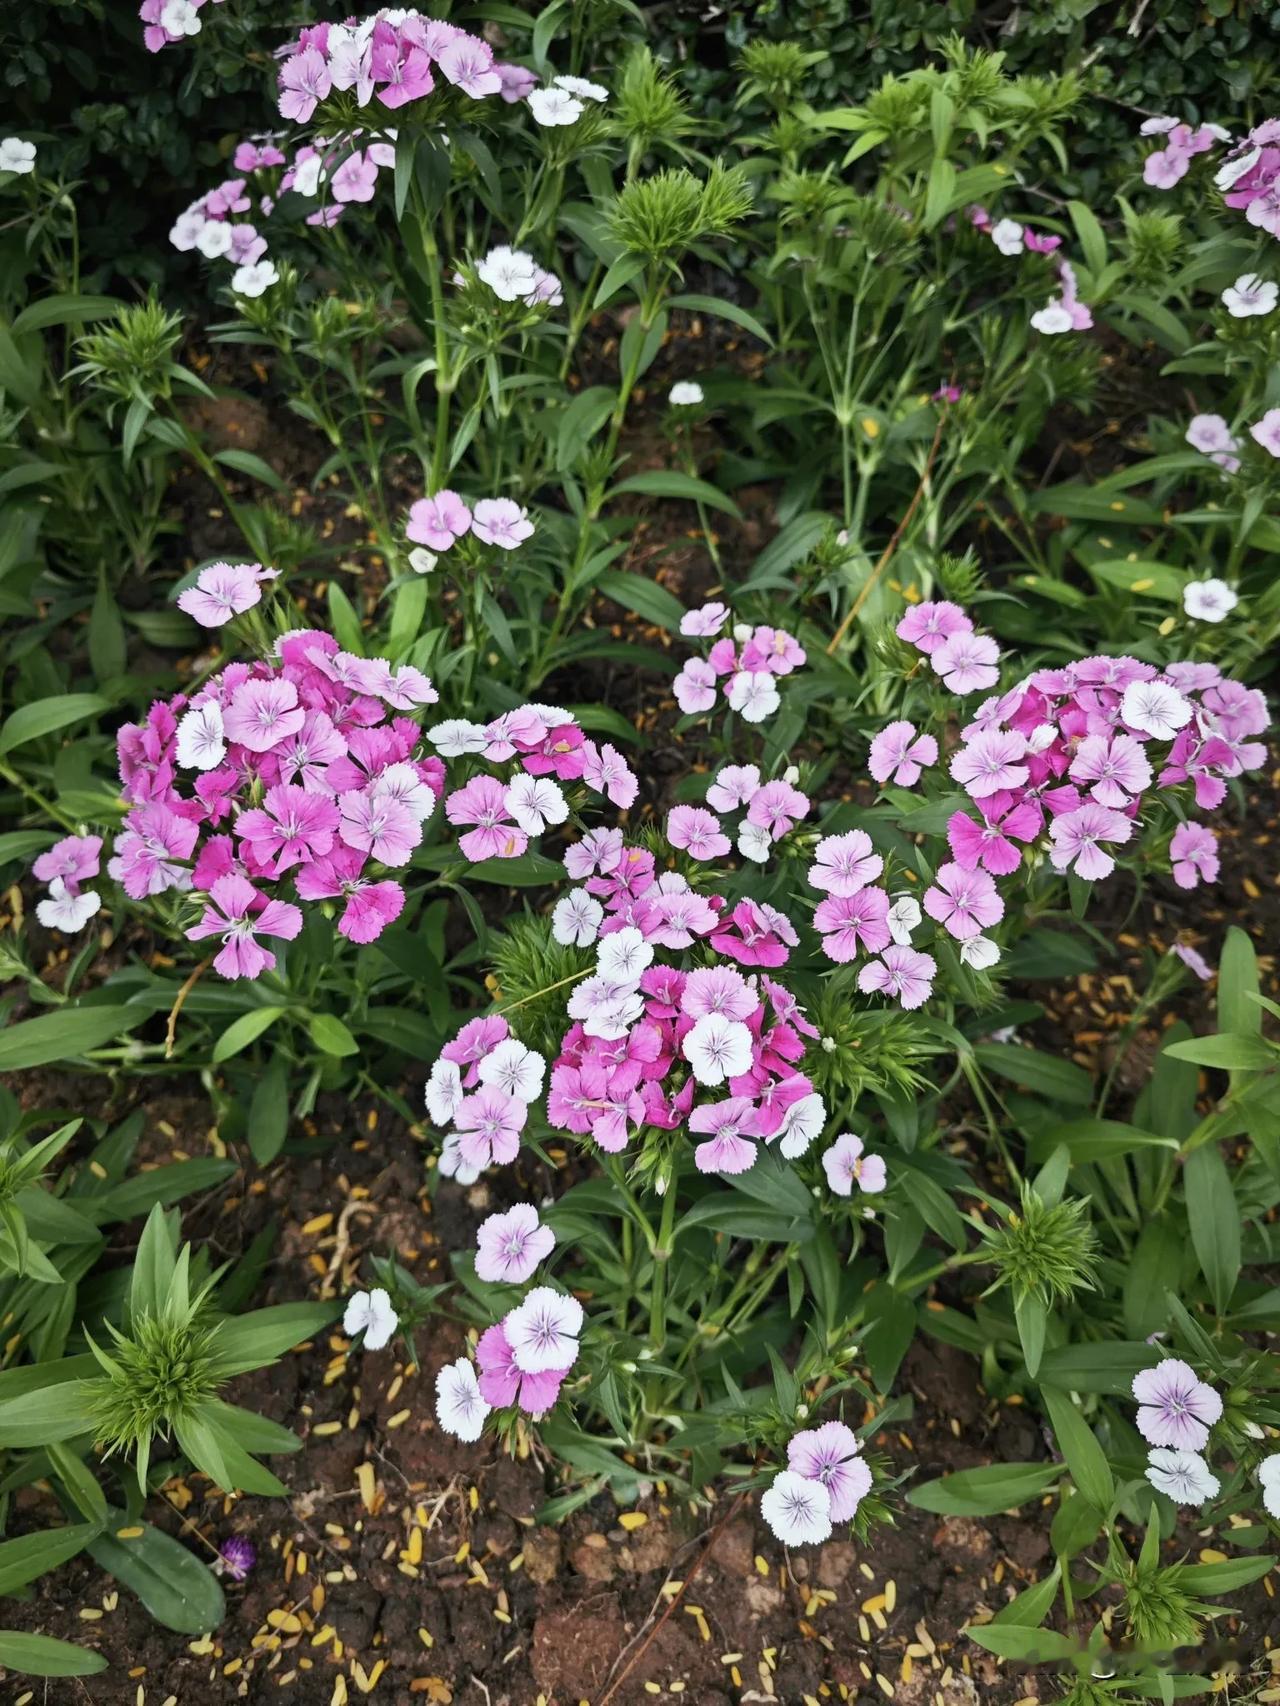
[331,149,378,203]
[741,625,807,676]
[370,20,434,108]
[337,787,421,867]
[808,830,883,896]
[923,862,1004,941]
[453,1086,526,1169]
[946,802,1038,876]
[680,601,729,638]
[932,630,1000,696]
[814,887,892,961]
[472,498,534,549]
[822,1133,886,1196]
[681,965,758,1023]
[33,834,102,887]
[705,764,760,812]
[746,779,810,841]
[223,678,306,753]
[896,600,971,655]
[1132,1358,1222,1452]
[582,741,638,808]
[949,730,1029,800]
[1186,414,1237,456]
[236,783,339,875]
[690,1097,758,1175]
[1069,733,1152,807]
[278,46,332,123]
[475,1202,555,1284]
[868,720,938,787]
[436,34,502,97]
[177,561,274,628]
[1170,822,1219,889]
[111,803,198,898]
[406,490,472,552]
[1250,408,1280,458]
[667,805,730,861]
[446,775,528,862]
[186,872,303,979]
[708,899,794,967]
[476,1322,564,1418]
[673,658,717,714]
[787,1421,873,1522]
[295,845,405,944]
[857,945,936,1010]
[1048,803,1133,881]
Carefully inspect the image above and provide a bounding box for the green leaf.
[248,1055,290,1165]
[907,1462,1061,1516]
[1029,1119,1177,1164]
[610,469,743,519]
[0,1381,96,1448]
[212,1005,287,1064]
[88,1516,225,1634]
[1086,559,1184,600]
[1177,1555,1276,1594]
[666,292,773,346]
[1184,1144,1240,1314]
[12,294,121,334]
[0,1521,101,1593]
[922,155,957,229]
[593,569,688,631]
[1162,1032,1274,1070]
[213,1301,336,1376]
[1028,485,1163,525]
[990,1563,1061,1628]
[1124,1222,1183,1340]
[0,1004,148,1072]
[1041,1387,1114,1514]
[307,1012,359,1057]
[1039,1341,1155,1397]
[214,448,288,492]
[93,1158,236,1222]
[966,1625,1078,1663]
[1015,1292,1047,1378]
[0,1631,107,1677]
[973,1043,1093,1105]
[555,385,614,472]
[0,694,111,756]
[1067,199,1108,277]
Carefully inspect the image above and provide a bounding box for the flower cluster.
[760,1420,873,1545]
[107,621,443,974]
[971,207,1092,335]
[405,488,535,572]
[472,245,563,307]
[1133,1358,1223,1506]
[140,0,223,52]
[674,602,806,724]
[33,834,104,935]
[275,14,525,121]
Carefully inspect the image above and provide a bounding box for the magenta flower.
[868,720,938,787]
[814,887,892,962]
[236,783,339,876]
[370,21,433,108]
[1169,822,1219,889]
[923,862,1004,941]
[690,1097,759,1175]
[278,46,332,123]
[1069,733,1152,807]
[822,1133,887,1196]
[667,805,730,861]
[186,872,303,979]
[896,600,972,656]
[949,730,1029,800]
[177,562,273,628]
[857,945,936,1009]
[787,1421,873,1522]
[808,830,883,896]
[476,1322,565,1419]
[673,658,717,714]
[1132,1358,1222,1452]
[453,1086,526,1169]
[445,775,527,862]
[475,1203,555,1284]
[223,678,306,753]
[33,834,102,887]
[111,803,198,898]
[472,498,534,549]
[932,630,1000,696]
[294,844,405,944]
[1048,804,1133,881]
[946,803,1038,876]
[406,490,472,552]
[338,788,421,868]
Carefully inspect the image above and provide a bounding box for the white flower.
[1183,577,1238,623]
[776,1093,826,1160]
[528,87,584,126]
[427,718,489,757]
[554,74,608,102]
[504,773,568,836]
[1120,680,1193,740]
[504,1285,583,1373]
[292,153,325,198]
[1260,1453,1280,1518]
[169,207,208,251]
[408,547,438,575]
[476,244,538,302]
[1030,302,1074,335]
[0,137,36,176]
[596,925,653,982]
[726,670,780,724]
[232,259,280,299]
[196,220,234,260]
[991,218,1024,256]
[960,935,1001,971]
[683,1013,754,1087]
[737,821,772,864]
[1215,147,1260,191]
[669,381,704,406]
[1139,116,1179,136]
[160,0,201,35]
[478,1038,546,1104]
[370,761,437,822]
[1222,272,1277,317]
[435,1357,490,1441]
[552,888,603,947]
[760,1470,832,1546]
[36,879,101,934]
[886,895,921,945]
[1144,1447,1220,1506]
[425,1057,464,1126]
[175,701,226,771]
[438,1130,482,1184]
[343,1287,399,1350]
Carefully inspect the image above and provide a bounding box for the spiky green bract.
[614,46,694,163]
[805,995,939,1106]
[488,915,588,1059]
[87,1311,223,1486]
[74,296,183,405]
[933,550,984,609]
[984,1186,1100,1309]
[737,41,824,108]
[1122,204,1185,290]
[608,162,753,266]
[1117,1559,1211,1650]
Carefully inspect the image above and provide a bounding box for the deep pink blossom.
[923,862,1004,940]
[476,1322,564,1418]
[814,887,892,961]
[186,872,303,978]
[236,783,339,875]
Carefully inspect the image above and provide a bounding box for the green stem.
[648,1180,679,1352]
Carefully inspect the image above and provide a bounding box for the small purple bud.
[219,1536,256,1581]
